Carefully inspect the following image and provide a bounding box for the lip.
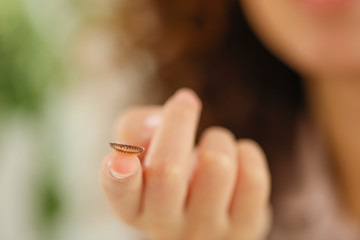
[298,0,356,11]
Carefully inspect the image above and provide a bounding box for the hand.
[100,88,272,240]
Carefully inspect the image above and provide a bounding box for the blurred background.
[0,0,150,239]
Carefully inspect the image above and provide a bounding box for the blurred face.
[240,0,360,78]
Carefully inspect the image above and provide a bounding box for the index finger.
[142,88,202,222]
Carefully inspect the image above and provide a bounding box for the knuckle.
[145,164,184,184]
[162,165,184,182]
[213,154,235,174]
[198,151,236,177]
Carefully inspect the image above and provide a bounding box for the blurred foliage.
[35,165,63,238]
[0,0,65,237]
[0,0,63,116]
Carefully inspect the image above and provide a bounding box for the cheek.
[240,0,360,76]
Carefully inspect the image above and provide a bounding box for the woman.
[99,0,360,239]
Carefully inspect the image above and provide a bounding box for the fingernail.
[108,168,135,180]
[172,88,200,106]
[103,152,137,181]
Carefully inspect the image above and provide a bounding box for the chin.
[285,39,360,78]
[241,0,360,78]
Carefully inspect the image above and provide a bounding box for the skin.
[305,80,360,221]
[101,0,360,239]
[241,0,360,224]
[101,89,271,240]
[240,0,360,77]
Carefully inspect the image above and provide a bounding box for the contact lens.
[109,142,145,156]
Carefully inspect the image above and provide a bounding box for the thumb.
[100,151,143,224]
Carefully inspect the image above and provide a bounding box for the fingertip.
[237,139,267,165]
[102,151,141,181]
[100,151,144,223]
[171,88,202,109]
[201,126,236,143]
[236,139,271,198]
